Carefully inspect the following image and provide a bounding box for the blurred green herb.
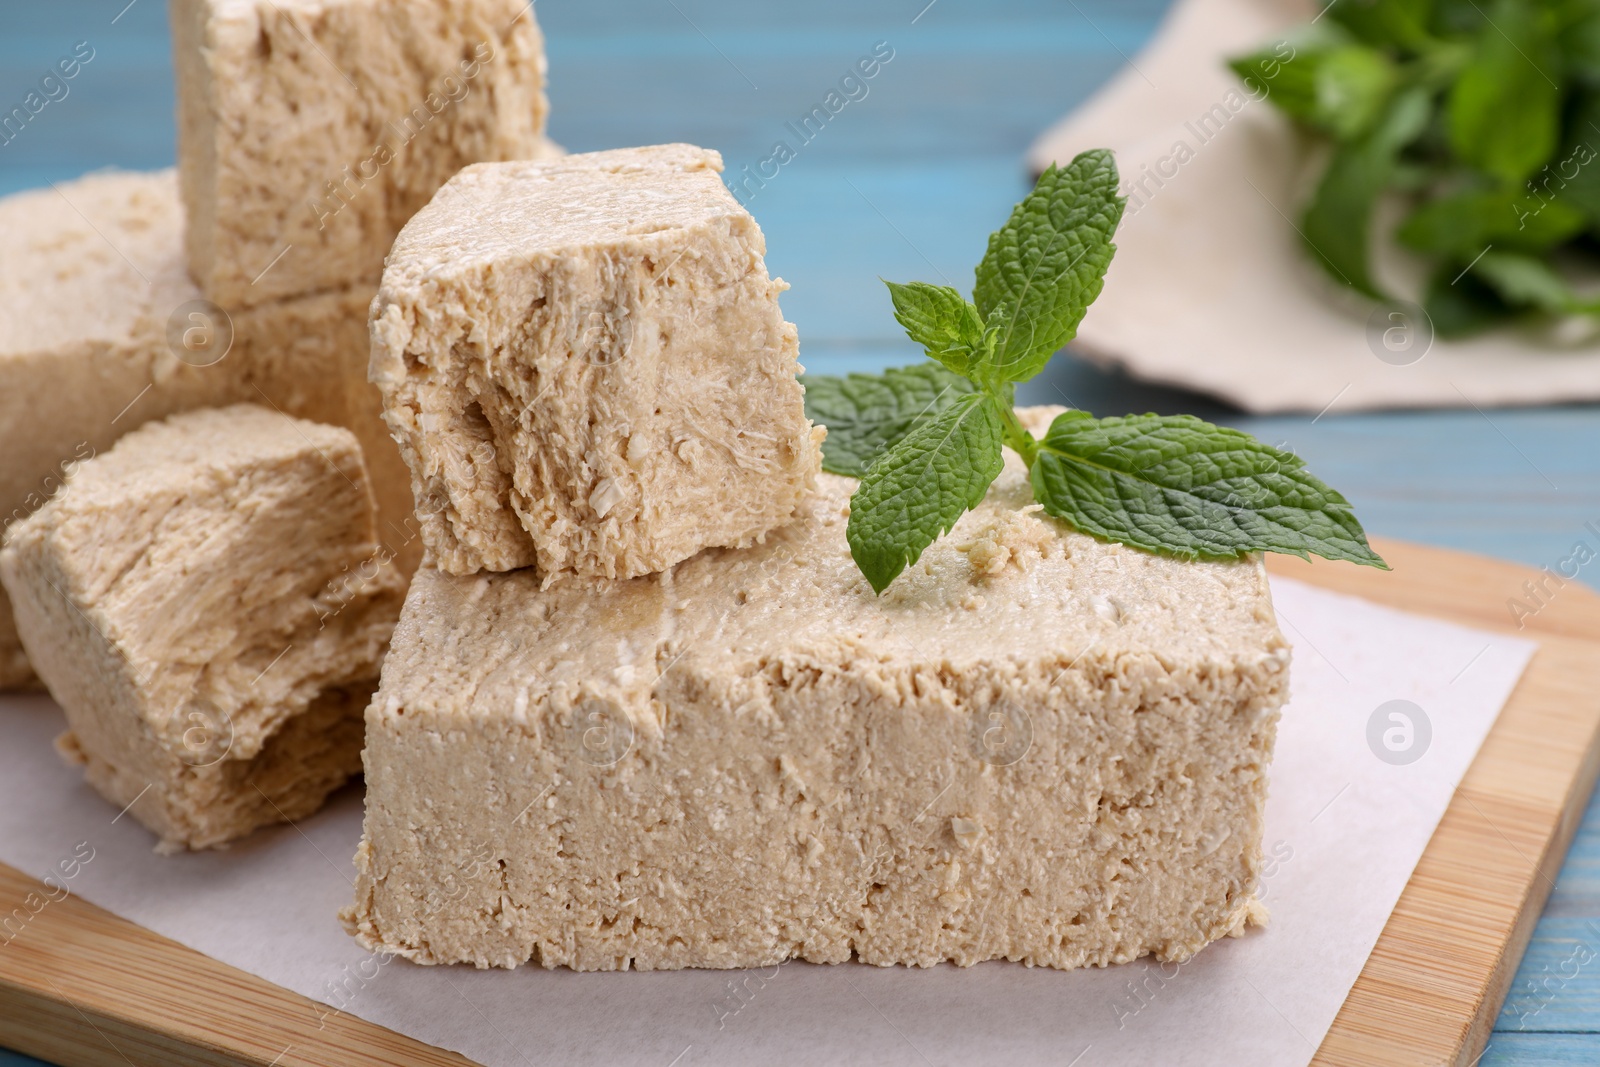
[802,151,1387,593]
[1231,0,1600,335]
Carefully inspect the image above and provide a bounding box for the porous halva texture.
[171,0,551,307]
[0,405,405,851]
[344,407,1290,971]
[0,168,417,689]
[369,143,820,582]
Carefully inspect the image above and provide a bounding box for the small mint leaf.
[1301,85,1430,298]
[1313,44,1398,141]
[846,393,1005,593]
[1448,1,1560,185]
[1396,186,1586,259]
[885,280,987,376]
[1029,411,1388,568]
[1470,251,1577,314]
[971,149,1125,385]
[1231,43,1318,124]
[802,364,978,478]
[1327,0,1432,50]
[1422,264,1513,338]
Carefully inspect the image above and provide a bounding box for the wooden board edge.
[1469,687,1600,1067]
[1267,535,1600,644]
[0,863,475,1067]
[1308,634,1600,1066]
[1271,545,1600,1066]
[0,978,250,1067]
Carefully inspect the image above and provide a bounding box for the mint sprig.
[805,150,1388,593]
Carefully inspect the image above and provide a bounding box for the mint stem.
[995,400,1039,468]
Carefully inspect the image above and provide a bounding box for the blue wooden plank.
[545,21,1157,58]
[1481,1032,1600,1065]
[1488,788,1600,1038]
[1497,776,1600,1031]
[546,49,1127,163]
[0,0,174,191]
[537,0,1173,36]
[0,0,1159,195]
[0,1054,51,1067]
[1497,917,1600,1033]
[758,160,1029,344]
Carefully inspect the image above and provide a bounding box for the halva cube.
[370,144,820,580]
[0,168,417,689]
[344,407,1290,971]
[172,0,550,307]
[0,405,405,851]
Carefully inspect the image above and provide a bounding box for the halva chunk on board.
[0,405,404,850]
[344,407,1289,970]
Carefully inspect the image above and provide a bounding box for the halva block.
[0,405,405,851]
[344,407,1290,971]
[172,0,550,306]
[0,168,417,689]
[370,144,820,580]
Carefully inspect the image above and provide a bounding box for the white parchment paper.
[0,578,1536,1066]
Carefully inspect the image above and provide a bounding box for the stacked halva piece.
[368,143,821,579]
[0,0,556,689]
[340,149,1290,970]
[0,0,557,847]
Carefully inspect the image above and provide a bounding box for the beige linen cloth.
[1028,0,1600,413]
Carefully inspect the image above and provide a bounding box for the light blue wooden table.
[2,2,1597,1063]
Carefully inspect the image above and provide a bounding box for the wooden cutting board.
[2,537,1598,1067]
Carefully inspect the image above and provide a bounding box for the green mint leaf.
[1470,250,1578,314]
[1561,10,1600,76]
[1231,41,1320,123]
[1432,1,1488,36]
[1552,89,1600,227]
[1327,0,1434,50]
[1448,0,1560,184]
[1314,45,1399,141]
[802,364,978,478]
[1029,411,1388,568]
[846,392,1005,594]
[971,149,1124,385]
[1232,36,1397,141]
[1422,264,1514,338]
[884,280,987,376]
[1301,86,1430,296]
[1396,186,1586,257]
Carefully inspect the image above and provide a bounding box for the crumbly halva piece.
[0,168,418,689]
[370,143,820,581]
[171,0,551,307]
[0,405,405,851]
[344,406,1290,971]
